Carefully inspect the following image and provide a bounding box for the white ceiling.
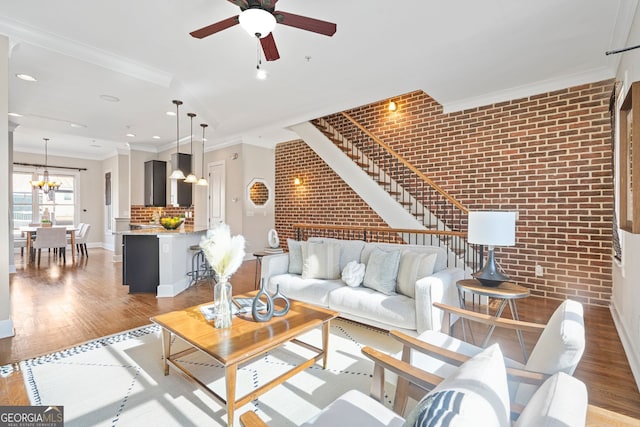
[1,0,635,160]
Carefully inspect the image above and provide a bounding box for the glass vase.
[214,278,233,329]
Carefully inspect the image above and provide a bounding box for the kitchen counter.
[122,226,208,297]
[123,224,208,235]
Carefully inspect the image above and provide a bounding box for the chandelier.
[29,138,61,200]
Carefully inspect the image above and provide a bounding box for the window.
[12,168,79,231]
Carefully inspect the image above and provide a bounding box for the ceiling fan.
[190,0,337,61]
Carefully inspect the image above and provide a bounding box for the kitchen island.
[122,225,208,297]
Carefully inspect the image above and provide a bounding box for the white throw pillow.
[341,261,366,287]
[302,242,341,280]
[362,247,401,295]
[287,238,303,275]
[403,344,510,427]
[396,252,437,298]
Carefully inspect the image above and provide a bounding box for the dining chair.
[13,233,27,256]
[74,224,90,256]
[32,227,68,265]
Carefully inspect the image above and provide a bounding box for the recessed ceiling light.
[8,112,23,117]
[126,133,136,138]
[166,111,176,116]
[16,73,37,82]
[70,123,87,128]
[99,94,120,102]
[152,135,161,139]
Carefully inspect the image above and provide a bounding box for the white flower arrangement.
[200,222,246,282]
[200,223,246,328]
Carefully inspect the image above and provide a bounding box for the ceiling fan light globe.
[239,8,276,38]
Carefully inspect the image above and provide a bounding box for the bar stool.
[187,245,212,287]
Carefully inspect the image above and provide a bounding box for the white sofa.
[261,237,466,334]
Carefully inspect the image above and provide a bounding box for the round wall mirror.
[248,178,271,208]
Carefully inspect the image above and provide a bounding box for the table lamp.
[468,211,517,286]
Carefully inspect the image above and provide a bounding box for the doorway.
[208,161,225,227]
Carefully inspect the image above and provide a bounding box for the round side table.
[456,279,530,361]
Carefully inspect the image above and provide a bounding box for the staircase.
[288,113,478,271]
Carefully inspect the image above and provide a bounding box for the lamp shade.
[468,211,516,246]
[239,8,276,38]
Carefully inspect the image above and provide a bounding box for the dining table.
[20,225,79,262]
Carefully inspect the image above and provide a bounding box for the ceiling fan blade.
[260,32,280,61]
[190,15,239,39]
[275,11,336,36]
[259,0,278,9]
[227,0,249,8]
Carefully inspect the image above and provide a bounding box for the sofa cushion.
[341,260,365,287]
[328,286,416,330]
[403,344,510,427]
[302,241,341,280]
[513,372,587,427]
[309,238,366,271]
[287,238,303,274]
[361,243,448,273]
[267,274,344,307]
[397,252,437,298]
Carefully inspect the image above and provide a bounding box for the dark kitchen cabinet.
[144,160,166,207]
[171,153,192,207]
[122,234,159,293]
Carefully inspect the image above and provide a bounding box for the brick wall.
[275,79,614,306]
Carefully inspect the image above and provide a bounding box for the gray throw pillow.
[362,247,401,295]
[287,238,303,274]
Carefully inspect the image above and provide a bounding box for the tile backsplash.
[130,205,194,226]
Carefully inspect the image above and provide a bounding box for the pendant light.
[169,99,186,180]
[184,112,198,183]
[196,123,209,186]
[29,137,61,201]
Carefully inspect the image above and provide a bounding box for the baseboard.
[610,302,640,393]
[0,319,15,339]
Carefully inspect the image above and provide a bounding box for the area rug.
[9,318,402,426]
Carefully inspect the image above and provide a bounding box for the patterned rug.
[6,318,401,426]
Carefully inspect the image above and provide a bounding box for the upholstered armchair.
[392,299,585,415]
[239,343,588,427]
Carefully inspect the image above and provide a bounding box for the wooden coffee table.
[150,293,339,426]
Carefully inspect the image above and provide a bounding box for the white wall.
[613,2,640,391]
[242,144,275,255]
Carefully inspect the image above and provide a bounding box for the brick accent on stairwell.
[275,79,614,306]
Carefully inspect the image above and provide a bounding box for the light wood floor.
[1,248,639,420]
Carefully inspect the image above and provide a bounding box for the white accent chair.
[239,344,588,427]
[32,227,67,265]
[392,299,585,414]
